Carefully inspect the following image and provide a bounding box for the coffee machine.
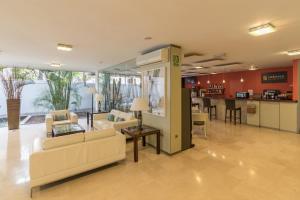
[263,89,281,100]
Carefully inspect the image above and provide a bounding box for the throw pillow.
[55,114,68,121]
[106,114,115,122]
[116,117,125,122]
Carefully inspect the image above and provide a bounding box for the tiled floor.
[1,119,300,200]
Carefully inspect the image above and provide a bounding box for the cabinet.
[260,101,280,129]
[279,102,298,132]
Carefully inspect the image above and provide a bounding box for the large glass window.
[98,72,141,112]
[0,67,96,127]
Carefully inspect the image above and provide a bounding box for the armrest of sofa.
[45,114,53,123]
[113,119,138,131]
[93,113,108,120]
[45,114,54,133]
[32,138,43,153]
[70,112,78,123]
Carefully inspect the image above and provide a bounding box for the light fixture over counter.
[249,23,276,36]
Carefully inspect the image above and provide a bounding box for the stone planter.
[7,99,21,130]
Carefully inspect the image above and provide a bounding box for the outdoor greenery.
[34,70,82,110]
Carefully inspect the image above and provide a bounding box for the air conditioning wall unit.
[136,48,169,66]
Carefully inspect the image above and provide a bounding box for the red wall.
[185,66,294,98]
[293,60,299,101]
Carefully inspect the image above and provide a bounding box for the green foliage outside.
[34,70,82,110]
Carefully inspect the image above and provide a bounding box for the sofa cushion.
[53,120,72,125]
[110,109,120,117]
[42,133,84,150]
[84,128,116,142]
[115,117,125,122]
[106,113,115,122]
[54,113,68,121]
[119,112,134,121]
[93,120,114,130]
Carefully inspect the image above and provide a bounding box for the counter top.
[193,96,298,103]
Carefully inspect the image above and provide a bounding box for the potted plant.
[0,67,33,130]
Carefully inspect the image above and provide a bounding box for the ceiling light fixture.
[195,66,203,69]
[57,43,73,51]
[144,36,152,40]
[249,65,257,71]
[249,23,276,36]
[211,72,217,74]
[286,49,300,56]
[50,63,61,68]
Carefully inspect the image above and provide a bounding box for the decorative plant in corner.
[0,67,34,130]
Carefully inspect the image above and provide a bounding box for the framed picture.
[143,67,165,117]
[261,71,288,83]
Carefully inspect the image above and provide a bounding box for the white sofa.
[93,109,138,131]
[45,110,78,133]
[29,128,126,191]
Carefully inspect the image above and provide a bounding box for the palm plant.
[34,70,81,110]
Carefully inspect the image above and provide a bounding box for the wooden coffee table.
[121,125,160,162]
[52,123,85,137]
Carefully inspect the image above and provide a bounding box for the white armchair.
[45,110,78,133]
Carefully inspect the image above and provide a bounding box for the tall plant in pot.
[0,67,34,130]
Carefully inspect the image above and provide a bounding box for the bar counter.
[193,97,298,133]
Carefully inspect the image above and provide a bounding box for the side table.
[121,125,160,162]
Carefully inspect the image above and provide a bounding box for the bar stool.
[203,98,217,120]
[225,99,241,125]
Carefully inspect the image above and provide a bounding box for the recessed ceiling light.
[286,49,300,56]
[144,36,152,40]
[211,72,217,74]
[57,43,73,51]
[249,23,276,36]
[249,65,257,71]
[50,63,61,68]
[195,66,203,69]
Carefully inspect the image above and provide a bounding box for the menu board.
[261,71,287,83]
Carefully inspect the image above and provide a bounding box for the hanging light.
[222,67,226,84]
[207,80,210,84]
[197,80,200,85]
[240,71,244,82]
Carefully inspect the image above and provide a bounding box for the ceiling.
[0,0,300,73]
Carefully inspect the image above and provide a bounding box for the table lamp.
[87,87,97,114]
[130,98,149,129]
[95,93,104,112]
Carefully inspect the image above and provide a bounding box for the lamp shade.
[95,93,104,102]
[87,87,97,94]
[130,98,149,111]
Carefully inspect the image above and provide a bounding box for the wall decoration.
[173,55,180,66]
[143,67,165,117]
[261,71,287,83]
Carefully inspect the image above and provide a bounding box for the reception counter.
[193,97,298,133]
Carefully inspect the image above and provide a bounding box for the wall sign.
[261,71,287,83]
[172,55,180,66]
